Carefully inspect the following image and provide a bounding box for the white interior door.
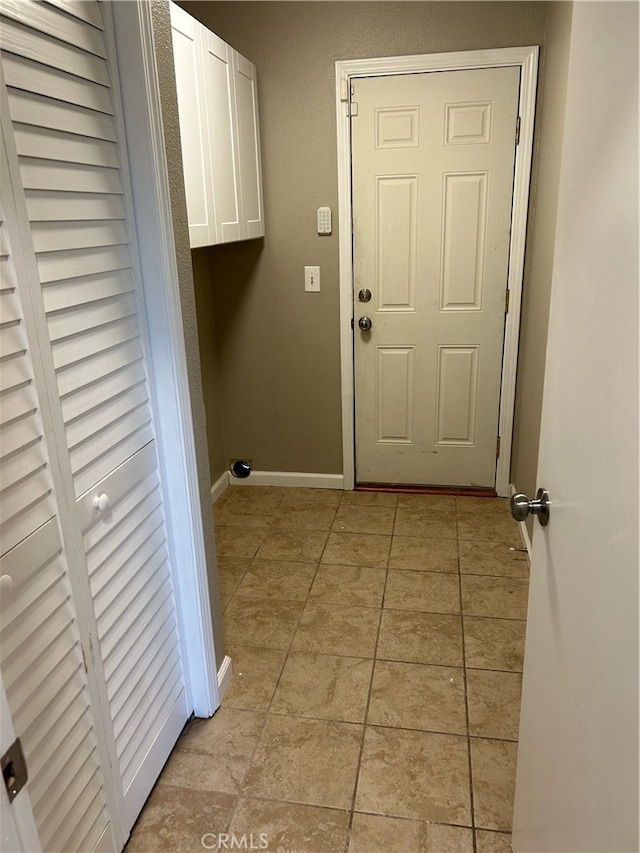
[512,4,639,851]
[1,0,190,842]
[352,68,520,488]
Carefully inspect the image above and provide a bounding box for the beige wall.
[180,1,570,498]
[151,0,225,667]
[511,2,573,531]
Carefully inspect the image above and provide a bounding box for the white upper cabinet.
[170,3,265,247]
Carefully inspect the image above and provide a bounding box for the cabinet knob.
[93,493,110,513]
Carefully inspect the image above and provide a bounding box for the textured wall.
[511,2,573,532]
[180,0,551,478]
[150,0,225,668]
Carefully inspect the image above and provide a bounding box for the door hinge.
[505,289,510,314]
[496,436,501,458]
[515,116,521,146]
[2,738,28,803]
[347,101,358,117]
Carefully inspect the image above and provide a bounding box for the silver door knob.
[510,488,550,526]
[358,288,372,303]
[358,316,372,331]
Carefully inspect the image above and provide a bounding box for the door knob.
[93,493,110,513]
[510,488,550,526]
[358,288,372,303]
[358,316,372,331]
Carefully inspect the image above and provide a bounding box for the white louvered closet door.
[0,146,114,853]
[1,0,189,841]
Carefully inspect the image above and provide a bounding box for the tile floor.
[127,487,529,853]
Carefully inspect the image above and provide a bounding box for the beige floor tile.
[271,651,373,722]
[170,707,265,793]
[461,576,529,620]
[464,617,526,672]
[255,529,329,563]
[377,610,463,666]
[341,490,398,507]
[475,829,513,852]
[398,494,457,512]
[384,570,460,614]
[214,525,267,560]
[457,512,521,546]
[456,497,510,514]
[322,532,391,568]
[126,784,235,852]
[217,558,251,609]
[389,536,458,572]
[222,645,287,711]
[467,669,523,741]
[471,738,518,831]
[243,715,362,809]
[223,597,304,649]
[280,487,343,509]
[367,660,466,734]
[459,539,529,577]
[292,602,380,658]
[230,798,350,853]
[225,485,288,510]
[234,559,317,601]
[355,726,471,823]
[309,564,386,607]
[271,504,338,530]
[349,813,473,852]
[215,502,274,528]
[332,505,396,535]
[394,507,458,539]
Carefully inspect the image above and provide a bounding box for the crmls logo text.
[201,833,269,850]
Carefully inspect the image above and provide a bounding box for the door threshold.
[355,483,498,498]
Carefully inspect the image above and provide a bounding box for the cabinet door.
[169,1,214,247]
[202,29,242,242]
[232,51,265,239]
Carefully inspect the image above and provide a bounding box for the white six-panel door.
[0,0,190,846]
[352,68,520,488]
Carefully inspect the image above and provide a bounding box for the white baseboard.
[510,483,532,561]
[217,654,233,702]
[210,470,230,503]
[229,471,344,489]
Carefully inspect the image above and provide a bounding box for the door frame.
[336,46,539,495]
[110,2,221,718]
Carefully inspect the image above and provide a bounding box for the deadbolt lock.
[358,288,372,303]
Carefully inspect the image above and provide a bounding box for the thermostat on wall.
[317,206,332,235]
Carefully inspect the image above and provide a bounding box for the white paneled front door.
[352,68,520,488]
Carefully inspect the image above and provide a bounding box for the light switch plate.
[305,266,320,292]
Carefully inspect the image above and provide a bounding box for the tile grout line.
[343,497,397,853]
[456,497,478,853]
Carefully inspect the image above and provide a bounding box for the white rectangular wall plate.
[317,206,332,235]
[305,265,320,292]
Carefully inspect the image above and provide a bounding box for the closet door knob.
[93,493,110,513]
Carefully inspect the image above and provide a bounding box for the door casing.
[335,47,539,495]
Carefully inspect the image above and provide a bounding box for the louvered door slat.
[53,792,106,853]
[94,533,165,620]
[52,316,139,371]
[88,499,164,586]
[0,412,41,459]
[15,125,120,169]
[43,269,134,312]
[26,681,87,778]
[66,380,148,450]
[60,358,145,423]
[21,159,122,194]
[1,436,47,494]
[0,321,24,358]
[0,19,109,84]
[39,245,130,284]
[2,53,113,114]
[1,0,106,57]
[7,90,116,139]
[33,220,128,254]
[26,190,125,221]
[70,405,152,483]
[48,293,136,339]
[36,755,102,852]
[44,0,104,29]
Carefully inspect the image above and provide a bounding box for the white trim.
[230,471,345,489]
[211,470,231,503]
[217,655,234,702]
[510,483,533,561]
[111,2,219,718]
[336,47,539,498]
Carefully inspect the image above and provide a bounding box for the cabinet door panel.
[202,29,241,242]
[233,50,264,239]
[169,1,213,247]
